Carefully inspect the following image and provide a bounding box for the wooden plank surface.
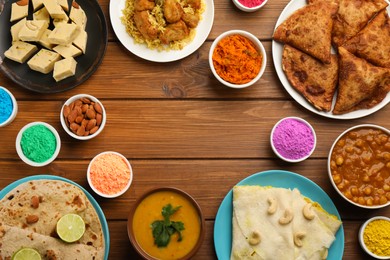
[0,0,389,259]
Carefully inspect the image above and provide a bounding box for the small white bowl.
[16,122,61,167]
[359,216,390,259]
[232,0,268,12]
[60,94,106,141]
[87,151,133,198]
[209,30,267,89]
[270,117,316,163]
[328,124,390,209]
[0,86,18,127]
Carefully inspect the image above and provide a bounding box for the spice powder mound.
[212,34,262,84]
[363,219,390,257]
[90,153,131,195]
[0,88,13,124]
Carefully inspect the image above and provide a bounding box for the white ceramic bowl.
[87,151,133,198]
[0,86,18,127]
[328,124,390,209]
[270,117,316,163]
[232,0,268,12]
[16,122,61,167]
[60,94,106,141]
[209,30,267,89]
[359,216,390,259]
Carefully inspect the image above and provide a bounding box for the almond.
[63,105,70,118]
[94,103,103,114]
[81,97,91,104]
[31,196,39,209]
[75,115,84,124]
[90,126,99,134]
[96,113,102,126]
[70,123,80,132]
[82,104,89,113]
[26,215,39,224]
[67,109,78,124]
[86,119,96,131]
[76,125,86,136]
[86,109,96,119]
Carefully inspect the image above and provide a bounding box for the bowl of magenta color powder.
[0,86,18,127]
[16,122,61,167]
[232,0,268,12]
[270,117,316,163]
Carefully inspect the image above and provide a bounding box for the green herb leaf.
[151,204,185,247]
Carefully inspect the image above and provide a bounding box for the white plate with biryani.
[110,0,214,62]
[214,170,344,259]
[272,0,390,119]
[0,175,109,260]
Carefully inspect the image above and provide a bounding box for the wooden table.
[1,0,389,259]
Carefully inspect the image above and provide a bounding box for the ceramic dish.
[232,0,268,12]
[271,0,390,119]
[328,124,390,209]
[359,216,390,259]
[209,30,267,89]
[110,0,214,62]
[0,175,110,260]
[128,187,205,260]
[60,94,106,141]
[0,86,17,127]
[0,0,108,93]
[214,170,344,259]
[15,122,61,167]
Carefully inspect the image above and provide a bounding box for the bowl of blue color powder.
[270,117,317,163]
[0,86,18,127]
[16,122,61,167]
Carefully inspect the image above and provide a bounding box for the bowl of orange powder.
[209,30,267,89]
[87,151,133,198]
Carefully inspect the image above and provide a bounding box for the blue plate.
[214,170,344,259]
[0,175,110,260]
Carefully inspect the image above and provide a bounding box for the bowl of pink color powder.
[87,151,133,198]
[270,117,316,163]
[232,0,268,12]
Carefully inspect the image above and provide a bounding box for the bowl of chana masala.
[328,124,390,209]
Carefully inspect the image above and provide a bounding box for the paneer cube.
[73,29,87,54]
[10,18,26,42]
[42,0,67,19]
[54,44,82,58]
[53,57,77,82]
[69,1,87,30]
[38,29,55,49]
[10,0,29,22]
[33,6,51,24]
[18,20,48,42]
[48,23,80,45]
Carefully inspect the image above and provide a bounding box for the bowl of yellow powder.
[87,151,133,198]
[16,122,61,167]
[359,216,390,259]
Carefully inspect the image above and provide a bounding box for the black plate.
[0,0,108,93]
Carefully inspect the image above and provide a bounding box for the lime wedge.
[12,248,41,260]
[56,213,86,243]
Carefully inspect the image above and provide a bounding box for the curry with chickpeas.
[330,127,390,207]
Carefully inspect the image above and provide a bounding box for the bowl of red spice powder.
[209,30,267,89]
[15,122,61,167]
[270,117,316,163]
[232,0,268,12]
[87,151,133,198]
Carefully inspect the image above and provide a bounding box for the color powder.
[0,88,13,124]
[89,153,131,195]
[272,118,315,160]
[238,0,265,8]
[21,125,57,163]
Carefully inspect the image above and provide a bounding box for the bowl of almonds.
[60,94,106,140]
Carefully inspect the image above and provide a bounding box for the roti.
[333,47,390,114]
[230,186,341,260]
[273,1,338,64]
[282,45,339,112]
[0,180,105,259]
[342,10,390,68]
[332,0,388,47]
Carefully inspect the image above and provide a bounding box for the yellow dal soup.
[132,190,201,260]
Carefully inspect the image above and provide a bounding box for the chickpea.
[375,137,382,145]
[333,174,342,184]
[358,197,365,205]
[355,139,364,147]
[387,162,390,169]
[349,132,357,139]
[366,198,373,206]
[378,189,385,195]
[384,184,390,192]
[337,183,345,190]
[375,176,384,182]
[386,192,390,200]
[374,196,380,205]
[344,190,353,199]
[366,136,373,142]
[383,152,390,161]
[352,197,359,203]
[379,196,388,205]
[385,142,390,150]
[336,156,344,166]
[380,134,388,143]
[345,146,353,153]
[351,186,359,196]
[337,139,345,147]
[363,187,372,195]
[362,175,370,182]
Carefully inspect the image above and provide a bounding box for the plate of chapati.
[272,0,390,119]
[0,175,109,260]
[213,170,344,259]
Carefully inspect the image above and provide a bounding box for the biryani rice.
[121,0,204,51]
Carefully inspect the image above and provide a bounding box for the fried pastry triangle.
[342,10,390,68]
[273,1,338,64]
[282,45,339,112]
[332,0,388,47]
[333,47,390,114]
